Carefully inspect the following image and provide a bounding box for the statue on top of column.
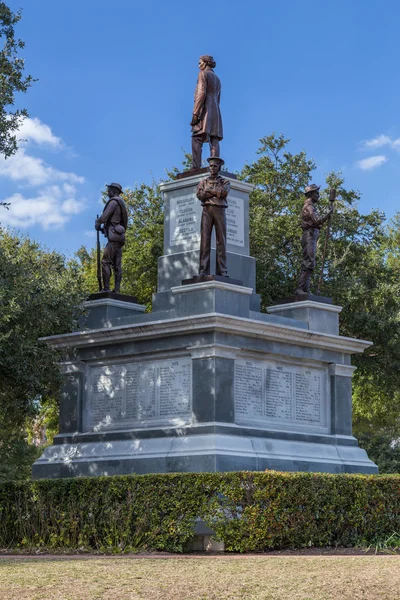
[190,55,223,170]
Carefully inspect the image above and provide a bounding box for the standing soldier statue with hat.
[190,54,223,170]
[196,156,230,277]
[295,183,334,296]
[95,182,128,293]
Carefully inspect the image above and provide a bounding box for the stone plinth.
[84,293,146,329]
[33,301,377,478]
[157,174,256,290]
[267,300,341,335]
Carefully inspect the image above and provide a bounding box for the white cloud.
[357,155,388,170]
[362,134,400,149]
[0,186,86,230]
[0,148,84,187]
[18,117,63,148]
[61,198,82,215]
[0,116,86,230]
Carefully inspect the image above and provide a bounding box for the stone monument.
[32,165,377,478]
[32,56,377,478]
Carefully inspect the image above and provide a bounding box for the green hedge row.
[1,471,399,553]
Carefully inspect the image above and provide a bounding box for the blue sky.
[1,0,400,257]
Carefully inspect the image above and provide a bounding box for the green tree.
[0,2,34,158]
[0,229,86,481]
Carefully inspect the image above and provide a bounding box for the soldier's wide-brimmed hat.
[207,157,225,166]
[304,184,320,195]
[106,182,123,193]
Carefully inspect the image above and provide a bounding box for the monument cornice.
[159,175,254,193]
[40,312,372,355]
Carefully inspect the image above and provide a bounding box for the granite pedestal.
[32,173,377,478]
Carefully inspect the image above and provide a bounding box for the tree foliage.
[0,2,34,158]
[0,229,86,480]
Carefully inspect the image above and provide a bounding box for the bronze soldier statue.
[295,184,334,296]
[196,157,230,277]
[95,182,128,293]
[190,55,223,170]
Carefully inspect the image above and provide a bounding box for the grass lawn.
[0,555,399,600]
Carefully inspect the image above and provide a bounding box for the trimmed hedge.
[0,471,399,553]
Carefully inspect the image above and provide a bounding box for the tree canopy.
[0,2,34,158]
[0,228,86,480]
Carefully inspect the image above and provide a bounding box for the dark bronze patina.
[95,182,128,293]
[295,184,334,296]
[196,157,230,277]
[317,188,337,294]
[190,55,223,170]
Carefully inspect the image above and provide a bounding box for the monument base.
[176,168,237,180]
[88,291,140,303]
[33,303,378,479]
[277,293,333,305]
[84,293,146,329]
[268,299,341,335]
[32,430,377,479]
[182,274,243,287]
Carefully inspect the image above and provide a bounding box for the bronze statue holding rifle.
[295,184,335,296]
[95,182,128,293]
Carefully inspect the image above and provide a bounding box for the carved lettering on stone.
[226,196,245,247]
[295,371,321,423]
[235,359,328,431]
[265,368,293,420]
[89,358,192,431]
[235,361,264,418]
[125,365,157,420]
[169,194,245,249]
[170,195,201,247]
[159,361,191,416]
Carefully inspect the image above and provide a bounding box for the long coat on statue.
[191,68,223,141]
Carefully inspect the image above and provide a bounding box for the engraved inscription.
[226,196,245,247]
[169,194,244,249]
[235,361,263,418]
[159,361,191,416]
[170,195,201,246]
[265,369,293,420]
[92,367,124,425]
[295,371,321,423]
[89,358,192,431]
[125,365,157,420]
[235,359,328,431]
